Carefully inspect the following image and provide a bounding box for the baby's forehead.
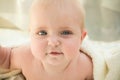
[31,0,84,20]
[30,0,85,29]
[31,0,84,14]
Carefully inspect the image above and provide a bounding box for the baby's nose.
[48,36,60,47]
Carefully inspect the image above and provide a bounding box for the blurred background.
[0,0,120,46]
[83,0,120,41]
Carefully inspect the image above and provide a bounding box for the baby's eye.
[38,30,47,35]
[61,30,72,35]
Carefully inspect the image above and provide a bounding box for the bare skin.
[10,45,93,80]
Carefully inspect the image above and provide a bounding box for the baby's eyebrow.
[34,26,47,30]
[58,26,73,29]
[32,26,73,31]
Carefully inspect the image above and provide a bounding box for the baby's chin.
[45,52,67,65]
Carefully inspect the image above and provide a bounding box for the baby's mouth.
[50,52,63,55]
[46,52,63,56]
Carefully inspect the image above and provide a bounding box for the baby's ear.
[81,29,87,41]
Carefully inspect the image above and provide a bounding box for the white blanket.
[81,36,120,80]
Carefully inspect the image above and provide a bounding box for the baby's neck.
[42,61,70,75]
[41,55,80,76]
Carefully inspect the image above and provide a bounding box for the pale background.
[0,0,120,45]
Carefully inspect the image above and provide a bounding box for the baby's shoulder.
[79,51,93,79]
[10,44,33,69]
[11,44,31,56]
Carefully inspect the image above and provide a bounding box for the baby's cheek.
[31,39,46,59]
[66,40,80,50]
[63,42,80,58]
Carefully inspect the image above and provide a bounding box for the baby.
[0,0,93,80]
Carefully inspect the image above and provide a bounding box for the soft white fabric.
[0,29,30,47]
[81,36,120,80]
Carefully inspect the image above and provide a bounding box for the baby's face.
[30,5,86,66]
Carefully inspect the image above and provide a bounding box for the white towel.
[81,36,120,80]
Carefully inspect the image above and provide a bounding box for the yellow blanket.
[0,68,25,80]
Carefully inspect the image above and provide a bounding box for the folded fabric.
[81,36,120,80]
[0,68,25,80]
